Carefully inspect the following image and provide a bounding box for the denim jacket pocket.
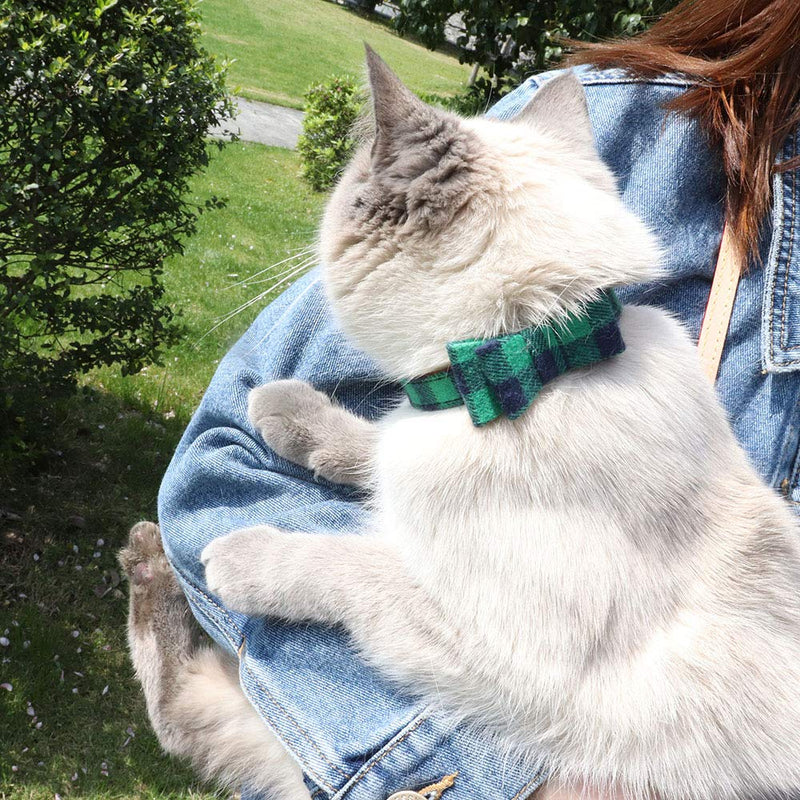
[763,128,800,372]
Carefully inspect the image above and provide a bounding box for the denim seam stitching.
[533,67,697,89]
[511,778,544,800]
[784,392,800,498]
[169,561,348,789]
[769,159,785,362]
[790,443,800,496]
[240,658,346,790]
[779,133,798,351]
[567,66,699,87]
[764,166,785,368]
[580,77,695,88]
[174,565,244,645]
[767,142,800,365]
[330,711,431,799]
[774,415,800,489]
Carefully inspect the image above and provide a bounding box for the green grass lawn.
[98,142,324,415]
[0,143,325,800]
[201,0,471,108]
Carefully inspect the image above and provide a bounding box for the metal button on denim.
[386,793,426,800]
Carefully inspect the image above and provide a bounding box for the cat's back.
[373,303,800,798]
[373,301,800,627]
[376,302,745,524]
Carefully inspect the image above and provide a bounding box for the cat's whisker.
[218,289,275,323]
[223,246,315,290]
[330,372,347,404]
[536,276,581,327]
[199,261,315,345]
[195,287,280,346]
[243,256,316,287]
[244,277,322,356]
[245,263,316,302]
[231,247,313,288]
[352,376,403,415]
[245,257,314,289]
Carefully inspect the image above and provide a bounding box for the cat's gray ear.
[362,45,475,225]
[364,44,432,139]
[515,71,596,155]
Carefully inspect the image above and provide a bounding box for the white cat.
[123,48,800,800]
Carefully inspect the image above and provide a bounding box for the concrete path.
[211,96,304,149]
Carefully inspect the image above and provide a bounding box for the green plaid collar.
[402,290,625,426]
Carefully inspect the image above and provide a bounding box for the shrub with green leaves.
[298,76,363,192]
[394,0,679,90]
[0,0,234,395]
[420,88,488,116]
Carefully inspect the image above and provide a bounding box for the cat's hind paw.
[119,521,194,640]
[119,521,174,588]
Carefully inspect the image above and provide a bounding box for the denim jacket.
[158,66,800,800]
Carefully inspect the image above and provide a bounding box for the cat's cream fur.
[124,49,800,800]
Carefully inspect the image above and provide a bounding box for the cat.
[122,47,800,800]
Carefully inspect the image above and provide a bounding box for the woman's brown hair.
[569,0,800,261]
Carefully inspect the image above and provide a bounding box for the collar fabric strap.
[402,290,625,426]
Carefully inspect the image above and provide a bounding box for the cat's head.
[319,47,662,379]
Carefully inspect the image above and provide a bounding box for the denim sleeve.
[157,269,542,799]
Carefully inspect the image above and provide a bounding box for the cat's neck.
[389,286,630,382]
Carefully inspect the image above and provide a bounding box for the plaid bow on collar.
[402,290,625,426]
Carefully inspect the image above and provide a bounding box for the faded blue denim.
[158,66,800,800]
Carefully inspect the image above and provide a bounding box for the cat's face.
[319,48,662,379]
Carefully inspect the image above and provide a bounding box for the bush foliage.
[298,76,363,192]
[0,0,234,394]
[394,0,679,93]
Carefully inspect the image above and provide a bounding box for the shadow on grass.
[1,387,215,799]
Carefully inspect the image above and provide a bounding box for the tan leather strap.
[696,222,743,383]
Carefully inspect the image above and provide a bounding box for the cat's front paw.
[248,380,333,470]
[201,527,284,616]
